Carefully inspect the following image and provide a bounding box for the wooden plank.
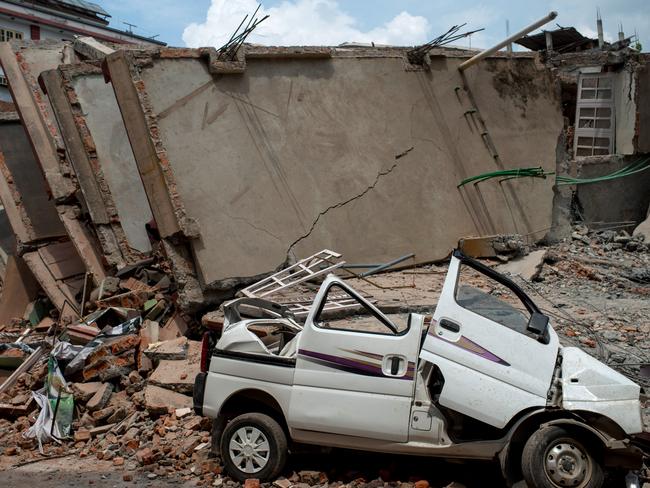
[0,43,74,199]
[0,255,40,326]
[40,70,109,224]
[103,51,181,238]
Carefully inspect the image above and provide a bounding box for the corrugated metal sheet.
[516,27,596,52]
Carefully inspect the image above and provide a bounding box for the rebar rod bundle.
[408,24,485,64]
[217,5,269,61]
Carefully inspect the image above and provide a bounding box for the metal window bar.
[289,297,364,317]
[239,249,345,298]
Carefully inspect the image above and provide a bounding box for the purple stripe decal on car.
[298,349,414,380]
[428,329,510,366]
[342,349,416,373]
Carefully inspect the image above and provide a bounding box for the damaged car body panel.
[195,249,645,485]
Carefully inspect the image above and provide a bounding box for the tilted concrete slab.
[42,61,154,266]
[0,40,106,295]
[0,119,65,242]
[106,47,562,290]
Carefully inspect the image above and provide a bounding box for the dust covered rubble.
[0,226,649,487]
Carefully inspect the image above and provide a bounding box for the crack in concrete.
[286,154,408,257]
[224,213,283,243]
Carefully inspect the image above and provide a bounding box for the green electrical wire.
[457,158,650,188]
[457,167,549,188]
[556,157,650,186]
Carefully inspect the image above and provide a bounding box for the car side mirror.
[527,312,549,336]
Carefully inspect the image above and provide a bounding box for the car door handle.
[390,356,400,375]
[439,319,461,333]
[382,355,406,377]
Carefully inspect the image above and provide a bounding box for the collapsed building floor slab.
[104,47,563,291]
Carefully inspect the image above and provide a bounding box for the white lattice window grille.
[574,73,615,158]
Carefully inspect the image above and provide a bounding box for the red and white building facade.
[0,0,165,101]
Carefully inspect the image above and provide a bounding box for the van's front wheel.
[220,412,287,482]
[522,426,604,488]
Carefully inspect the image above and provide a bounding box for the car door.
[421,250,560,429]
[288,276,423,442]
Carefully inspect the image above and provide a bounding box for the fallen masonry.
[0,13,647,488]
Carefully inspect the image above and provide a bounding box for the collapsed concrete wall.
[105,47,563,291]
[0,114,64,243]
[0,41,105,315]
[41,61,154,267]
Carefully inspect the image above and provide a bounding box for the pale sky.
[99,0,648,51]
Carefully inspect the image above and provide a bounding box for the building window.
[0,75,7,87]
[30,25,40,41]
[0,28,24,42]
[574,73,615,158]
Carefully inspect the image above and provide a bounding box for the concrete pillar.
[545,31,553,53]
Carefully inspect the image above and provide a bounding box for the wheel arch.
[499,409,633,486]
[218,388,289,431]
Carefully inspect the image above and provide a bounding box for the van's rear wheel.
[522,426,604,488]
[220,412,287,482]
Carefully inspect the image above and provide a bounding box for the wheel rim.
[228,426,271,474]
[544,441,592,487]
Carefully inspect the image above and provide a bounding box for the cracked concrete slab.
[106,47,562,288]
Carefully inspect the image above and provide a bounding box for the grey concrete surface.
[0,121,65,240]
[132,52,562,287]
[71,73,153,253]
[577,157,650,229]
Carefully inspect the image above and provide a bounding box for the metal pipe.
[342,264,382,269]
[458,11,558,71]
[359,253,415,277]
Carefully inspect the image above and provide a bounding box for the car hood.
[561,347,640,402]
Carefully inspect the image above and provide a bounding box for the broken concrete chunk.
[71,382,103,403]
[159,313,188,341]
[149,357,198,394]
[633,209,650,243]
[73,429,91,442]
[144,337,188,360]
[175,407,192,418]
[86,382,113,411]
[83,350,135,382]
[99,276,121,299]
[495,249,546,281]
[86,334,139,365]
[143,385,192,415]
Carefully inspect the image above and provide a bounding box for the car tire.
[521,426,604,488]
[220,412,287,482]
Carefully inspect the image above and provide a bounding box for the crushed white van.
[194,250,647,487]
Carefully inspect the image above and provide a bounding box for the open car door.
[288,276,423,442]
[421,250,560,428]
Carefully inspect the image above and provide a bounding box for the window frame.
[574,73,615,158]
[450,249,548,341]
[312,281,408,337]
[0,28,24,42]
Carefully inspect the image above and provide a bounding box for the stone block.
[143,385,192,415]
[86,382,113,411]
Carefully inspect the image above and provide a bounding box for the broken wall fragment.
[104,46,563,296]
